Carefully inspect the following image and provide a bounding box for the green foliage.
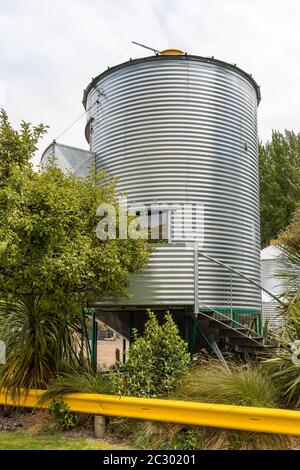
[41,367,112,402]
[0,111,151,309]
[262,209,300,406]
[259,130,300,247]
[174,360,279,407]
[171,428,204,450]
[114,360,288,450]
[223,429,289,450]
[0,108,47,180]
[49,399,78,431]
[0,112,151,391]
[0,163,151,311]
[265,293,300,406]
[171,360,289,449]
[275,206,300,301]
[107,417,289,450]
[0,297,83,393]
[112,310,190,397]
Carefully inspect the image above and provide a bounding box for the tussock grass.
[173,360,280,407]
[114,360,289,450]
[107,417,290,450]
[41,367,112,402]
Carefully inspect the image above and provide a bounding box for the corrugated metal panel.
[105,245,195,305]
[262,302,284,329]
[41,142,95,178]
[261,250,285,328]
[85,56,261,311]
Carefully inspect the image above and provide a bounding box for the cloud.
[0,0,299,165]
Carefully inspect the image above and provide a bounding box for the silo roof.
[82,54,261,109]
[261,245,283,260]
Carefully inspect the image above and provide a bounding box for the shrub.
[49,399,78,431]
[112,310,190,397]
[171,428,205,450]
[107,418,289,450]
[108,359,289,450]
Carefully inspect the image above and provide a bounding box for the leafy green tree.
[0,163,150,310]
[0,111,151,310]
[0,110,151,391]
[0,109,47,179]
[259,130,300,247]
[113,310,190,397]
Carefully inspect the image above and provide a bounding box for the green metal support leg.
[122,337,126,364]
[233,311,238,329]
[191,316,197,355]
[80,308,85,364]
[184,314,190,351]
[256,314,262,336]
[91,310,98,371]
[129,311,135,345]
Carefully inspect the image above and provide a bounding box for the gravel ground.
[0,411,24,432]
[0,408,129,447]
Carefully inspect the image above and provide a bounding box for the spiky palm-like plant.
[265,290,300,406]
[259,207,300,406]
[0,296,84,395]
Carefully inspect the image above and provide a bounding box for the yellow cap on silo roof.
[160,49,184,55]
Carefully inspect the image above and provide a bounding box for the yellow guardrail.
[1,389,300,436]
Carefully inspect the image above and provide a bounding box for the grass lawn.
[0,431,131,450]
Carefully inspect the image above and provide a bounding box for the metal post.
[80,308,85,364]
[129,311,135,345]
[167,209,172,243]
[194,244,199,315]
[92,310,98,371]
[233,311,238,329]
[230,272,233,320]
[122,337,126,364]
[184,314,189,346]
[257,314,262,336]
[192,244,199,354]
[83,306,92,365]
[192,316,197,355]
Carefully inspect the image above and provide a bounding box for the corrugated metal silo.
[261,245,284,329]
[83,53,261,318]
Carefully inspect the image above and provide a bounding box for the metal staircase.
[197,308,266,353]
[193,249,284,354]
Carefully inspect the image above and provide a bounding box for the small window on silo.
[138,210,169,243]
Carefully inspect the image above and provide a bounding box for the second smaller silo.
[261,245,284,329]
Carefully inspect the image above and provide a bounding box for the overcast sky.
[0,0,299,165]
